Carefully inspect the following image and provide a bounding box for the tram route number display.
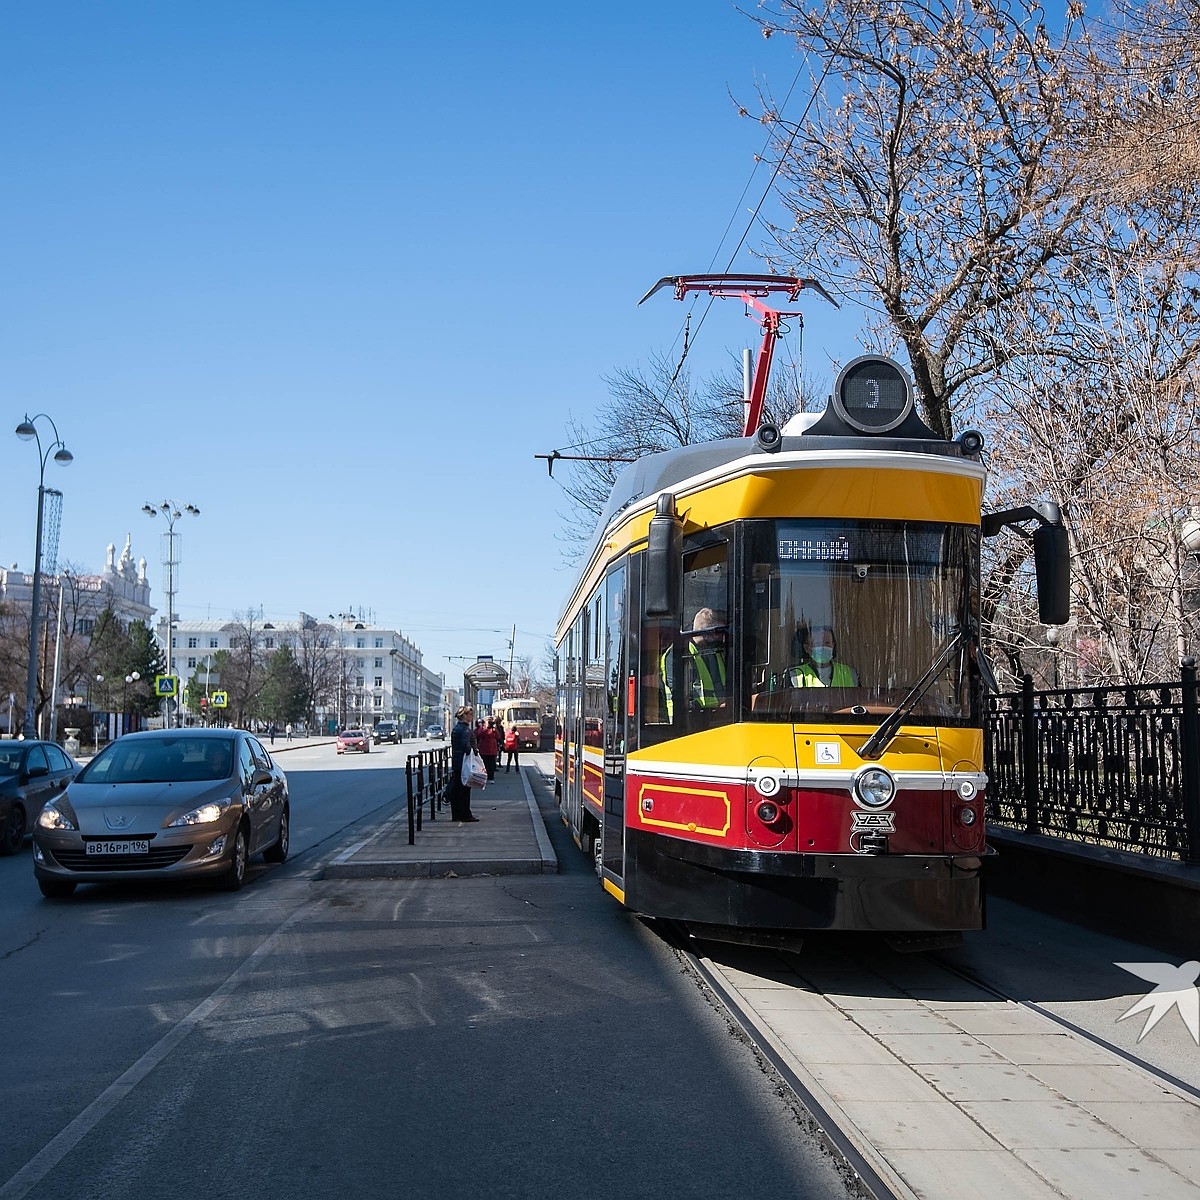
[778,535,850,563]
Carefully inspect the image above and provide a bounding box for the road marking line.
[0,900,318,1200]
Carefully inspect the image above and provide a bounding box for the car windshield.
[78,737,234,784]
[0,745,26,774]
[342,730,364,738]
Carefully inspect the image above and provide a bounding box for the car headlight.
[38,801,78,831]
[853,766,896,808]
[168,800,230,827]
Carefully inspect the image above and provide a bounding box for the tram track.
[663,923,911,1200]
[927,952,1200,1105]
[663,922,1200,1200]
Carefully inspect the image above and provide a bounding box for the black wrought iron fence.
[984,658,1200,863]
[405,746,451,845]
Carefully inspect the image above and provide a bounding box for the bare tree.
[981,245,1200,685]
[221,609,270,727]
[556,350,819,553]
[751,0,1096,438]
[1069,0,1200,209]
[292,617,343,730]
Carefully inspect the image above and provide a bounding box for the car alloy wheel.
[0,805,25,856]
[264,807,289,864]
[220,825,249,891]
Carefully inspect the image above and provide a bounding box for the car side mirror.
[251,768,273,787]
[27,765,49,780]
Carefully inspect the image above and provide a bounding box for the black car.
[0,740,79,855]
[372,721,401,744]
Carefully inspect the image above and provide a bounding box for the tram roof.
[593,430,972,545]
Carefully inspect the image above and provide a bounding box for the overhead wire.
[658,0,850,399]
[551,0,852,463]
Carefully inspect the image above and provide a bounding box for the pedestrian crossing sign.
[211,691,228,708]
[155,674,179,697]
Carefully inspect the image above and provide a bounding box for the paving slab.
[705,950,1200,1199]
[322,763,557,879]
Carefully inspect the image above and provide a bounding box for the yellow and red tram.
[554,275,1067,949]
[492,697,542,751]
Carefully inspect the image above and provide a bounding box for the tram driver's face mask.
[810,646,834,664]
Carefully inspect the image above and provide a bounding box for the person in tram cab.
[661,607,729,720]
[787,623,859,687]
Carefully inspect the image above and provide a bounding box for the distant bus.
[492,698,542,750]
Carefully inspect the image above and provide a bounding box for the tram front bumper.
[626,830,988,933]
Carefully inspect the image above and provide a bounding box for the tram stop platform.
[321,758,558,880]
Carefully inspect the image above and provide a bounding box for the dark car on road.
[0,740,79,855]
[32,728,289,898]
[372,721,400,744]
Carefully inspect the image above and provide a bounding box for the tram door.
[602,563,627,881]
[570,611,586,838]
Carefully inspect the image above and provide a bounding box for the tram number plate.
[86,840,149,856]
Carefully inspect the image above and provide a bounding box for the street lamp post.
[15,414,73,737]
[143,501,200,728]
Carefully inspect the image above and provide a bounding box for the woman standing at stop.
[448,705,480,822]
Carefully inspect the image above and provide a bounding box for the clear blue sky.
[0,1,864,684]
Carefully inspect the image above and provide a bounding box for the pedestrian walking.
[504,723,520,772]
[285,722,293,742]
[476,717,499,781]
[269,722,277,745]
[449,705,480,822]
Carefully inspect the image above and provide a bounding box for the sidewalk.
[323,758,558,880]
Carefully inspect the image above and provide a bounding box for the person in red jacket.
[476,718,500,780]
[504,722,520,772]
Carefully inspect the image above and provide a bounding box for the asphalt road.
[0,745,852,1200]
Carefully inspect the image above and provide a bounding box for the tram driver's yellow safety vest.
[661,642,728,721]
[787,661,857,687]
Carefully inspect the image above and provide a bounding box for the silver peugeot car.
[32,728,289,899]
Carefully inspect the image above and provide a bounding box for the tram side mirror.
[646,493,682,616]
[1034,522,1070,625]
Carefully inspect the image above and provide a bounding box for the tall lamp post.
[143,501,200,728]
[15,414,73,738]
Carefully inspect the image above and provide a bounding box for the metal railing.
[984,658,1200,864]
[405,746,451,845]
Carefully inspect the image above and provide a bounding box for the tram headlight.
[853,766,896,808]
[753,773,781,798]
[957,779,977,800]
[957,806,978,827]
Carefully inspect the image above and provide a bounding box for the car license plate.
[86,840,150,856]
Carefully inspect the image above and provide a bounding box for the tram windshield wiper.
[859,626,970,761]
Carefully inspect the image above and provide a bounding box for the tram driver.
[661,607,729,720]
[787,623,858,687]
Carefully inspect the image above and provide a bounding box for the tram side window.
[640,538,732,746]
[605,563,627,760]
[583,591,606,746]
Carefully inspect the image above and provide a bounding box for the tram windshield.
[742,519,978,724]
